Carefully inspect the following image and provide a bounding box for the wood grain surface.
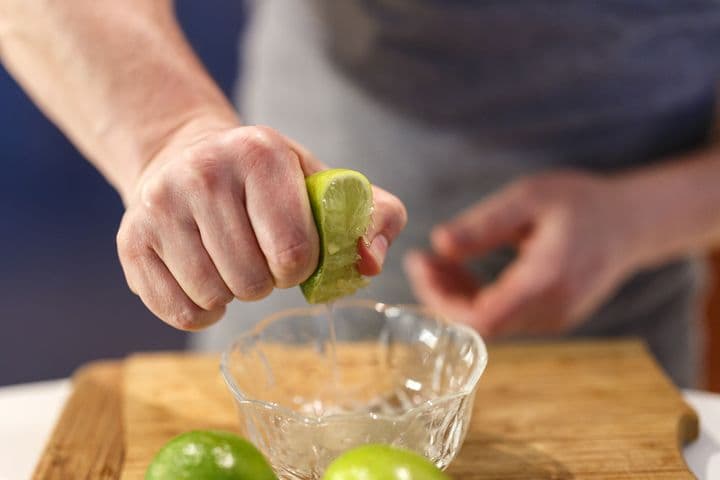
[32,361,124,480]
[120,354,237,480]
[33,340,699,479]
[449,340,698,480]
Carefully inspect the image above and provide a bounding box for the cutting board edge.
[32,359,125,480]
[632,340,701,446]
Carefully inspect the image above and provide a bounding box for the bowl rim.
[220,299,488,425]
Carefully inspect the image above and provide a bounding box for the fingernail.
[433,225,461,248]
[368,234,389,266]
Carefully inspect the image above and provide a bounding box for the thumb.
[432,184,534,260]
[357,186,408,276]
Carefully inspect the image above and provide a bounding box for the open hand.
[405,171,636,338]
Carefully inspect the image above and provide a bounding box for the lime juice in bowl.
[221,301,487,479]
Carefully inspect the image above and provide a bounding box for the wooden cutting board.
[33,340,699,479]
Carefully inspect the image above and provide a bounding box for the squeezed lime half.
[301,169,373,304]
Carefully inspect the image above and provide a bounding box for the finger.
[404,250,481,325]
[153,217,235,311]
[244,145,319,288]
[192,188,274,301]
[468,229,566,337]
[357,186,408,276]
[120,247,225,331]
[471,275,546,338]
[285,136,327,175]
[432,183,534,261]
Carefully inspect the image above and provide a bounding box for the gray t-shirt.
[315,0,720,162]
[196,0,720,387]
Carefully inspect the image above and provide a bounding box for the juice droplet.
[326,302,340,409]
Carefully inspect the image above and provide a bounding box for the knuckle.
[386,195,409,234]
[182,151,227,192]
[116,219,147,260]
[237,126,284,163]
[233,277,274,301]
[139,176,174,213]
[167,307,202,331]
[373,191,408,240]
[271,241,315,285]
[398,198,409,226]
[252,124,282,139]
[199,289,234,311]
[116,222,134,256]
[189,265,233,310]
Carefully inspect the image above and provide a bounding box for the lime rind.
[301,169,373,304]
[145,430,277,480]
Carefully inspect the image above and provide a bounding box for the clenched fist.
[117,123,406,330]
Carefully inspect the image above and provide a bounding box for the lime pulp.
[301,169,373,304]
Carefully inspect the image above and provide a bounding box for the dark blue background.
[0,1,245,386]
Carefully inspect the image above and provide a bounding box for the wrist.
[117,109,240,204]
[608,162,691,273]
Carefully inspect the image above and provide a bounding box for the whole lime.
[145,430,277,480]
[322,444,450,480]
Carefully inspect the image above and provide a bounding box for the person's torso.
[311,0,720,167]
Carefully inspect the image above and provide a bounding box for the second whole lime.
[322,444,450,480]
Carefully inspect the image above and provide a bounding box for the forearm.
[617,148,720,269]
[0,0,239,200]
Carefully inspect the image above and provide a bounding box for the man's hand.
[405,171,636,338]
[0,1,407,331]
[117,123,406,330]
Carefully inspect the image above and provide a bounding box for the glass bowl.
[220,299,488,480]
